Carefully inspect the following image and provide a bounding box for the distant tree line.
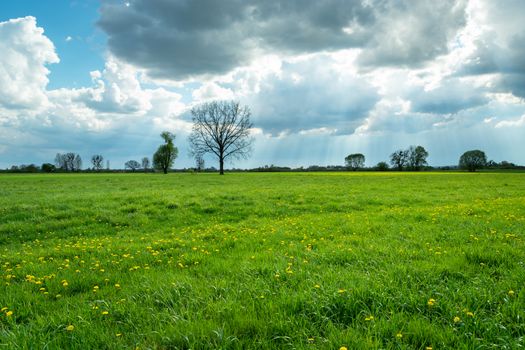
[1,102,523,174]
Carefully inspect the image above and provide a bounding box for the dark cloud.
[410,79,488,114]
[98,0,468,80]
[242,57,379,135]
[456,1,525,97]
[358,0,467,68]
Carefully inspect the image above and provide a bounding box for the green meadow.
[0,172,524,349]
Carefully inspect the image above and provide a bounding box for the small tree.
[408,146,428,171]
[375,161,389,171]
[73,154,82,171]
[189,100,253,175]
[459,150,487,172]
[41,163,55,173]
[142,157,150,172]
[153,131,178,174]
[345,153,365,171]
[125,160,141,172]
[91,154,104,171]
[195,154,205,172]
[390,149,409,171]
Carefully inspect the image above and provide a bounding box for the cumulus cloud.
[238,53,379,135]
[97,0,470,80]
[457,0,525,97]
[358,0,468,69]
[0,16,59,110]
[495,114,525,128]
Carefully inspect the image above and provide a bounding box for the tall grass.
[0,172,524,349]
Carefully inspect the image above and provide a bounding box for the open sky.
[1,0,524,169]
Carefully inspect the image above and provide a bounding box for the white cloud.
[495,114,525,128]
[0,17,58,111]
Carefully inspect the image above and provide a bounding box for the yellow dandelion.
[339,347,348,350]
[0,307,7,312]
[365,315,374,321]
[508,290,515,296]
[6,311,13,317]
[338,288,346,294]
[426,347,433,350]
[116,333,122,337]
[453,316,461,323]
[466,311,474,317]
[314,284,320,288]
[114,284,121,289]
[101,311,109,315]
[66,325,74,331]
[427,298,436,306]
[396,332,403,339]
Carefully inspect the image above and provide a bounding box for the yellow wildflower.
[508,290,515,296]
[101,311,109,315]
[396,332,403,339]
[340,347,348,350]
[427,298,436,306]
[66,325,74,331]
[453,316,461,323]
[6,311,13,317]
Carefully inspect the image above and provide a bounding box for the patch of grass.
[0,172,524,348]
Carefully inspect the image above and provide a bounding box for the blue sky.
[0,0,524,169]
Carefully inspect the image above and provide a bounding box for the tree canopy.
[153,132,178,174]
[459,150,487,172]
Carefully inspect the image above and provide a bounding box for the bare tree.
[73,154,82,171]
[55,152,80,172]
[125,160,141,172]
[142,157,150,172]
[91,154,104,171]
[189,100,253,175]
[195,154,205,172]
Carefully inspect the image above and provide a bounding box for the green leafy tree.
[408,145,429,171]
[345,153,365,171]
[153,132,178,174]
[375,161,389,171]
[390,149,409,171]
[125,160,141,172]
[459,150,487,172]
[41,163,55,173]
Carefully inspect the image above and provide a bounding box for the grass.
[0,172,524,349]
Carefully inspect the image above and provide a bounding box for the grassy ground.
[0,172,524,349]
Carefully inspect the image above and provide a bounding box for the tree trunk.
[163,167,168,174]
[219,157,224,175]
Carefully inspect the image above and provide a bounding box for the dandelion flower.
[339,347,348,350]
[101,311,109,315]
[427,298,436,306]
[66,325,74,331]
[453,316,461,323]
[508,290,515,296]
[6,311,13,317]
[396,332,403,339]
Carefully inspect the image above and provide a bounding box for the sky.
[0,0,524,169]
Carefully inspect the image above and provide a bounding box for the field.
[0,172,524,349]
